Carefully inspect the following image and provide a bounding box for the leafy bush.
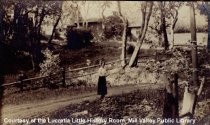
[103,15,124,39]
[39,48,60,76]
[66,27,93,49]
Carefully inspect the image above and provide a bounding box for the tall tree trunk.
[0,4,4,42]
[37,8,45,43]
[170,10,178,49]
[160,2,169,50]
[133,3,146,67]
[190,4,197,43]
[190,3,198,86]
[0,3,7,111]
[163,73,179,121]
[207,3,210,51]
[180,4,199,124]
[117,1,128,67]
[85,21,88,28]
[76,6,80,28]
[129,2,153,67]
[31,54,35,71]
[121,20,128,67]
[48,16,61,44]
[0,75,4,124]
[170,25,174,49]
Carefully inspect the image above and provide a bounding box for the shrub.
[103,15,124,39]
[66,27,93,49]
[127,45,135,55]
[39,48,60,76]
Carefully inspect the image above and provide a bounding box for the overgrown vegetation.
[66,27,93,49]
[103,15,124,40]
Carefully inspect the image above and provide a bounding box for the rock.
[142,99,149,105]
[72,110,88,116]
[144,105,152,111]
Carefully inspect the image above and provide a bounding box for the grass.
[60,41,121,68]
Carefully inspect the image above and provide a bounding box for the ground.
[1,84,210,125]
[1,84,160,123]
[1,33,210,125]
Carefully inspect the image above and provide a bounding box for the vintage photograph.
[0,1,210,125]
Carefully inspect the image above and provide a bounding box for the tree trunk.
[207,3,210,51]
[121,20,128,66]
[132,4,146,67]
[129,2,153,67]
[170,26,174,49]
[0,75,4,124]
[0,5,4,42]
[160,2,169,50]
[180,4,198,123]
[163,73,179,122]
[48,16,61,44]
[190,3,198,87]
[31,54,35,71]
[37,8,45,43]
[76,7,80,28]
[117,1,128,67]
[190,4,197,43]
[170,10,178,49]
[85,21,88,28]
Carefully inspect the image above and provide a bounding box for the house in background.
[128,24,141,42]
[73,17,142,42]
[74,18,103,42]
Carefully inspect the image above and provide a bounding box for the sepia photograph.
[0,1,210,125]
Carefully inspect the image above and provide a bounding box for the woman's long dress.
[97,67,107,96]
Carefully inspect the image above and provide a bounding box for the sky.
[61,1,207,27]
[43,1,207,35]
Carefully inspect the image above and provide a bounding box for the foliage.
[0,0,63,71]
[39,48,60,76]
[196,2,209,21]
[103,15,124,39]
[0,42,16,74]
[149,2,182,36]
[66,27,93,49]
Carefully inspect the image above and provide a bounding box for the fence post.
[62,67,66,87]
[162,72,179,122]
[173,72,179,119]
[191,41,198,86]
[18,73,24,91]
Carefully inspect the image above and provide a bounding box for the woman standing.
[97,60,107,99]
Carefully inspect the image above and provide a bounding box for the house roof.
[127,20,141,28]
[73,17,141,28]
[128,25,141,28]
[77,18,103,24]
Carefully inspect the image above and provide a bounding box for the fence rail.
[1,58,124,87]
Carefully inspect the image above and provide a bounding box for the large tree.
[47,1,63,44]
[0,0,63,70]
[129,1,153,67]
[168,2,182,49]
[149,2,182,50]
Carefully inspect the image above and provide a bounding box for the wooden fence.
[1,56,160,94]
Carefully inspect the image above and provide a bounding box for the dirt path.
[1,84,162,121]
